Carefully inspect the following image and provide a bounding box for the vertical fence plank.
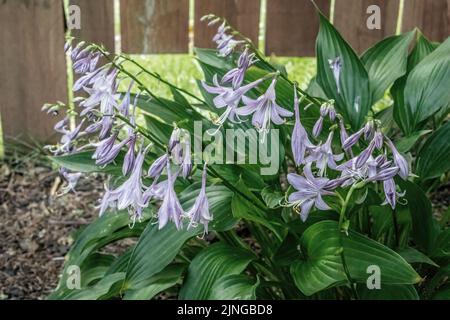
[334,0,400,54]
[121,0,189,54]
[0,0,67,143]
[70,0,115,51]
[402,0,449,42]
[265,0,330,57]
[194,0,261,49]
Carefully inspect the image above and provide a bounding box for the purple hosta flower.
[386,138,409,180]
[80,69,119,118]
[336,158,368,187]
[118,81,134,117]
[329,57,342,94]
[187,164,212,234]
[342,127,364,150]
[364,120,375,141]
[355,139,376,169]
[157,160,184,230]
[95,136,132,167]
[143,167,180,203]
[373,131,384,150]
[73,65,111,92]
[338,118,353,154]
[54,117,69,134]
[148,154,168,178]
[60,168,82,194]
[222,48,258,89]
[291,88,314,166]
[236,78,293,135]
[382,178,405,209]
[305,131,344,176]
[180,135,192,178]
[287,163,334,221]
[202,74,265,126]
[83,121,102,134]
[122,134,136,176]
[212,22,244,57]
[56,119,85,154]
[367,166,399,182]
[92,132,118,161]
[73,51,100,75]
[99,146,147,221]
[312,116,324,138]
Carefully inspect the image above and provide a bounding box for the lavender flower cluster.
[45,41,211,232]
[202,17,410,221]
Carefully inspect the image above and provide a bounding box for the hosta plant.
[45,11,450,300]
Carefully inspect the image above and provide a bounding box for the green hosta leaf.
[49,211,147,299]
[357,284,419,300]
[362,32,414,103]
[431,229,450,260]
[404,37,450,130]
[398,180,439,253]
[210,275,259,300]
[179,243,255,300]
[397,247,439,267]
[123,223,198,291]
[79,253,116,287]
[393,33,438,134]
[291,221,421,296]
[123,183,238,291]
[124,264,187,300]
[395,130,431,153]
[433,286,450,300]
[416,122,450,180]
[59,273,125,300]
[261,186,284,209]
[51,151,123,175]
[316,13,370,128]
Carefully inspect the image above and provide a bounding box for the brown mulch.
[0,157,103,300]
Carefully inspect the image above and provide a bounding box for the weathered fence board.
[265,0,330,57]
[121,0,189,54]
[194,0,261,49]
[0,0,67,143]
[70,0,115,52]
[402,0,449,42]
[334,0,400,54]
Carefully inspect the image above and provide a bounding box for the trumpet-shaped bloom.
[305,131,344,176]
[201,74,265,126]
[157,161,184,230]
[187,164,212,234]
[236,78,293,133]
[287,163,334,221]
[291,89,314,166]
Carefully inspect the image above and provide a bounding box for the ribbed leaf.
[123,184,238,291]
[61,273,125,300]
[404,37,450,131]
[416,122,450,180]
[210,275,259,300]
[316,13,370,128]
[179,243,255,300]
[393,33,438,134]
[291,221,421,296]
[51,151,123,175]
[398,247,439,267]
[124,264,187,300]
[398,180,439,253]
[362,32,414,103]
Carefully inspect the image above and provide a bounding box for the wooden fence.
[1,0,449,146]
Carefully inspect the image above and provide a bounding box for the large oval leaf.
[404,37,450,130]
[210,274,259,300]
[316,13,370,128]
[416,121,450,180]
[291,221,421,296]
[362,32,414,103]
[179,243,255,300]
[357,284,419,300]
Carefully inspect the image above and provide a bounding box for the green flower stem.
[338,184,360,299]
